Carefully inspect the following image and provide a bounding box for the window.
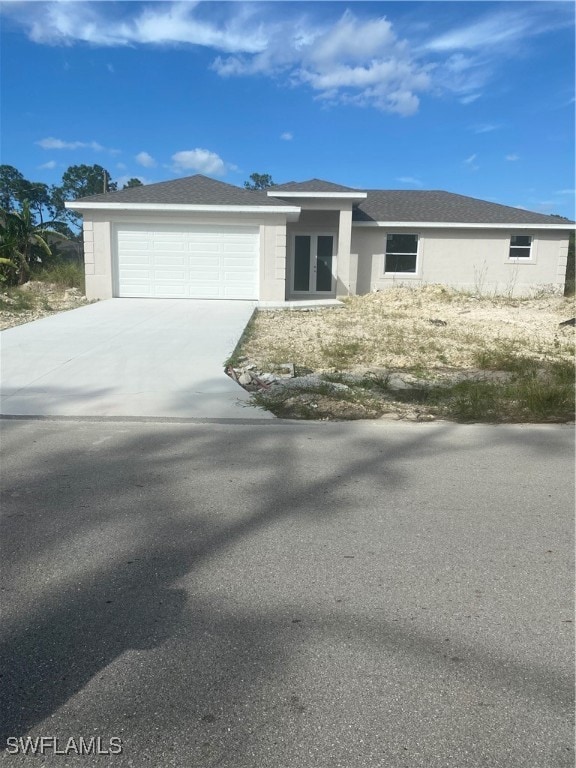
[385,234,418,273]
[509,235,532,259]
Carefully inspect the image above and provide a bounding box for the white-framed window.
[509,234,532,260]
[384,233,418,274]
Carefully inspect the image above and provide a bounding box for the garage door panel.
[222,242,256,253]
[153,255,187,266]
[119,269,152,279]
[223,256,256,266]
[120,255,152,265]
[187,256,221,267]
[121,285,153,297]
[154,273,188,282]
[224,286,254,298]
[117,224,259,299]
[224,274,255,282]
[120,241,150,251]
[154,285,188,297]
[188,232,222,242]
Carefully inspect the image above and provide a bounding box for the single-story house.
[66,175,574,302]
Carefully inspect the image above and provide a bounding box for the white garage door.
[116,224,259,299]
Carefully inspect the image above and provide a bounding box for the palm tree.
[0,201,67,284]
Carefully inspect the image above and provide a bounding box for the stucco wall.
[81,212,571,302]
[80,210,288,301]
[351,227,570,297]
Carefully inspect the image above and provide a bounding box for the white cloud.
[8,3,574,117]
[12,1,267,52]
[136,151,157,168]
[171,149,231,176]
[280,132,293,141]
[464,153,479,171]
[460,93,481,105]
[473,123,499,134]
[116,162,127,170]
[423,5,574,104]
[505,154,519,162]
[556,189,575,195]
[431,53,490,104]
[396,176,423,187]
[6,2,430,116]
[213,10,431,116]
[36,136,119,154]
[38,160,57,170]
[426,11,535,53]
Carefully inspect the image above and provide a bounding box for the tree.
[244,173,275,191]
[18,180,52,224]
[122,178,144,189]
[0,201,66,284]
[0,165,26,211]
[51,164,118,230]
[55,163,117,201]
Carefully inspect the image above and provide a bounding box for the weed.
[439,381,502,422]
[32,262,85,290]
[235,286,574,422]
[320,339,364,369]
[474,346,540,374]
[224,311,257,368]
[0,288,36,312]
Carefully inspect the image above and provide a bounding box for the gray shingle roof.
[353,190,571,225]
[73,174,573,225]
[76,174,285,206]
[269,179,361,193]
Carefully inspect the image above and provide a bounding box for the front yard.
[0,264,89,330]
[230,286,575,423]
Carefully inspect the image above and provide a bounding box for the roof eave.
[65,202,301,215]
[267,191,367,200]
[352,220,574,230]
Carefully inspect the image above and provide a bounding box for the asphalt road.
[1,419,574,767]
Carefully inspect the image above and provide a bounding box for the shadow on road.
[0,416,573,765]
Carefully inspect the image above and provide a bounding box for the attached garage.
[115,223,260,299]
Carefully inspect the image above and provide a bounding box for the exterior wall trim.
[353,221,573,231]
[67,202,301,215]
[268,191,367,200]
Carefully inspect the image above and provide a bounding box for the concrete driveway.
[0,299,273,419]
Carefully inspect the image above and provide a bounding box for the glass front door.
[293,234,335,294]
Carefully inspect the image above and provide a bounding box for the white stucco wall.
[351,227,571,297]
[80,210,288,301]
[81,211,571,302]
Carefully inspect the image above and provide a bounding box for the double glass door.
[293,234,335,294]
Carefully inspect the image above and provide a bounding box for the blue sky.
[1,1,574,217]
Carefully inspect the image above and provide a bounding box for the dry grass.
[239,286,575,422]
[243,285,575,373]
[0,280,90,330]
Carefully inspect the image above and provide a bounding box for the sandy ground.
[0,282,91,331]
[243,286,576,373]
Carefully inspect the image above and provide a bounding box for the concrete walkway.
[0,299,273,419]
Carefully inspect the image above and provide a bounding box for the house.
[66,175,573,302]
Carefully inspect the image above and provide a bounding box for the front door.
[292,234,335,294]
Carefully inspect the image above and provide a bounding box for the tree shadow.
[0,417,573,764]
